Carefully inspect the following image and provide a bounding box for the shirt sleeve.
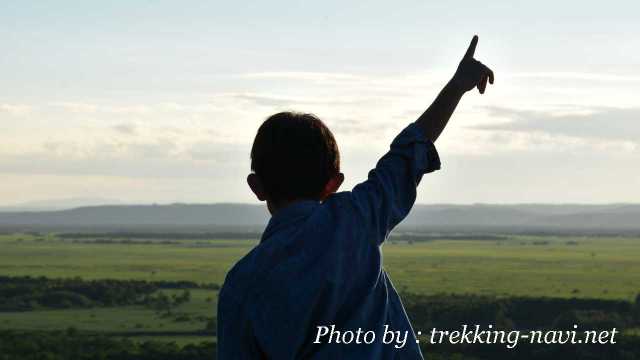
[350,122,441,246]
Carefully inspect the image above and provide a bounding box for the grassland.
[1,233,638,345]
[0,288,217,345]
[1,233,638,300]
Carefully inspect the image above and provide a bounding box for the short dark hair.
[250,112,340,202]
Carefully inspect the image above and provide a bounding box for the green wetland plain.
[1,232,639,359]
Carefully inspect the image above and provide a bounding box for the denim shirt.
[218,123,441,359]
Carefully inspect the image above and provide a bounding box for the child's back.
[219,122,438,359]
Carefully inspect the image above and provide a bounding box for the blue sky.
[1,1,639,205]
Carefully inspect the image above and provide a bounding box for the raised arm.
[417,35,494,142]
[350,35,494,246]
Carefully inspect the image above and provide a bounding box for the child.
[218,36,494,359]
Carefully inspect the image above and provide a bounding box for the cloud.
[324,117,399,136]
[0,104,32,116]
[50,102,100,113]
[510,72,640,83]
[214,92,382,108]
[112,123,137,135]
[239,71,364,83]
[473,106,640,144]
[187,142,248,162]
[46,102,221,116]
[119,139,177,159]
[50,102,152,115]
[234,71,447,98]
[221,93,299,108]
[0,135,250,179]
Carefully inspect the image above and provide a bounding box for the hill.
[1,203,639,235]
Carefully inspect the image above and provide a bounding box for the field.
[1,232,639,347]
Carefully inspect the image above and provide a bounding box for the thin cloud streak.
[509,72,640,82]
[473,106,640,144]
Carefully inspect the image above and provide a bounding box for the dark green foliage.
[0,330,216,360]
[635,294,640,322]
[419,337,640,360]
[203,317,216,335]
[142,289,191,314]
[552,310,627,330]
[403,294,506,329]
[0,276,213,311]
[0,276,156,311]
[60,232,261,241]
[402,293,637,331]
[143,292,171,312]
[402,293,640,359]
[504,296,633,329]
[38,291,93,309]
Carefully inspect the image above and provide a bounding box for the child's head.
[248,112,344,212]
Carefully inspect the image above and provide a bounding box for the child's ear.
[320,172,345,200]
[247,173,268,201]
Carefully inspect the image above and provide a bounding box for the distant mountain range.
[0,198,123,212]
[1,203,639,235]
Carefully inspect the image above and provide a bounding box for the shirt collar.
[260,200,319,243]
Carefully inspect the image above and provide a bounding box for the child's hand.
[452,35,495,94]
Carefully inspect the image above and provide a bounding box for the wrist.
[447,77,467,96]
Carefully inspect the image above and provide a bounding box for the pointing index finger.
[464,35,479,60]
